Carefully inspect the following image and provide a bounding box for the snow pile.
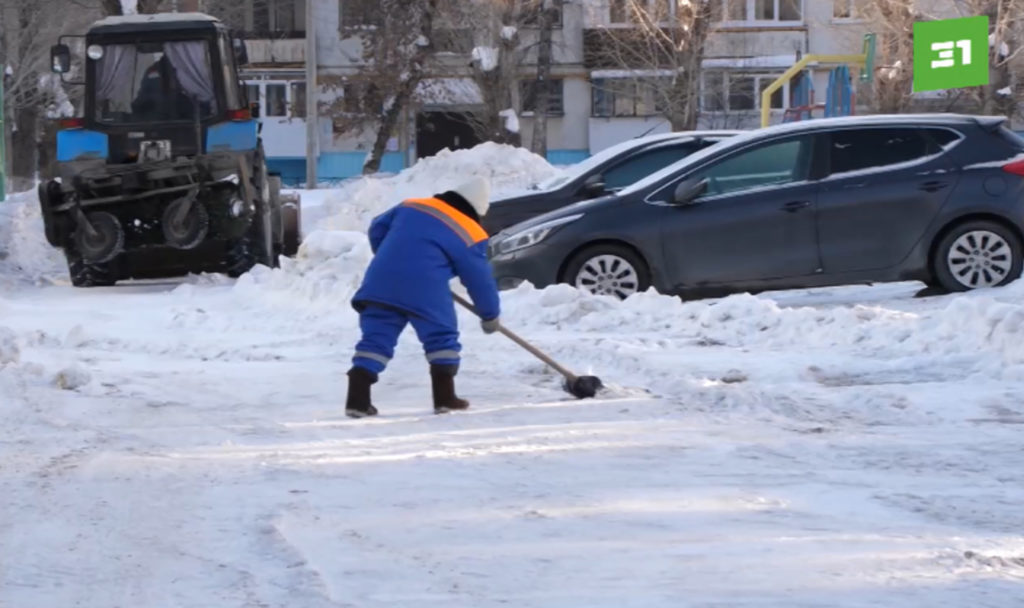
[53,364,92,390]
[311,142,557,233]
[231,230,372,310]
[471,46,499,71]
[0,326,20,365]
[496,280,1024,378]
[499,108,520,134]
[0,189,67,286]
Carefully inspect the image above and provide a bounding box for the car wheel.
[932,220,1023,292]
[563,244,651,299]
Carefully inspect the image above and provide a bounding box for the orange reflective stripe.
[403,197,489,245]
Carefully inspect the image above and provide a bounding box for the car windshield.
[534,134,692,191]
[92,40,219,124]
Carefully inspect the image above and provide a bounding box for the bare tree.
[530,0,561,156]
[953,0,1024,118]
[447,0,529,146]
[323,0,438,174]
[585,0,713,131]
[100,0,165,15]
[1,0,105,189]
[860,0,918,113]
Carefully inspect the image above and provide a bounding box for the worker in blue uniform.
[345,176,501,418]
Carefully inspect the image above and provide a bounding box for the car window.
[602,144,700,190]
[827,128,934,177]
[923,127,962,151]
[689,136,809,198]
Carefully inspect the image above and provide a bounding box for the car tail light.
[58,117,84,129]
[227,107,251,121]
[1002,158,1024,177]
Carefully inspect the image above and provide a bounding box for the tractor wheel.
[226,158,276,277]
[281,193,302,257]
[64,242,117,288]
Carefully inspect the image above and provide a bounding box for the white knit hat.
[452,176,491,218]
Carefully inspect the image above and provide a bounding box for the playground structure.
[761,33,876,128]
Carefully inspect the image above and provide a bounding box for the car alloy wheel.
[574,254,641,298]
[946,229,1013,289]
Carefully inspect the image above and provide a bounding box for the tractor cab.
[40,13,300,288]
[52,13,254,162]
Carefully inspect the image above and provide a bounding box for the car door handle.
[782,200,811,212]
[919,180,949,192]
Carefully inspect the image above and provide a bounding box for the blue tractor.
[40,12,301,287]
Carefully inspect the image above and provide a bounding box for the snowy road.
[3,276,1024,607]
[3,145,1024,606]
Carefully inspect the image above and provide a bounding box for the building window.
[521,79,564,115]
[290,82,306,118]
[265,83,287,117]
[340,0,382,28]
[253,0,298,34]
[609,0,631,23]
[701,71,786,112]
[592,78,660,117]
[521,1,564,27]
[833,0,866,19]
[712,0,803,23]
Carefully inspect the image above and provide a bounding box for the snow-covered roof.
[91,12,219,28]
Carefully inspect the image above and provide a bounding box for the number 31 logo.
[913,16,989,92]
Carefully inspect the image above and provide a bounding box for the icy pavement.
[2,275,1024,607]
[3,143,1024,606]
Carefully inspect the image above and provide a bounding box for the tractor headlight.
[230,197,246,218]
[87,45,104,60]
[493,213,583,256]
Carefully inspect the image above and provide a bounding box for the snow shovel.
[452,292,604,399]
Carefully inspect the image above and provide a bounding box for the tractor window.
[217,34,242,111]
[93,40,219,124]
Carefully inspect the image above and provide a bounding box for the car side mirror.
[51,44,71,74]
[673,177,708,206]
[581,174,606,197]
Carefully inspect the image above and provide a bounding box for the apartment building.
[207,0,1010,183]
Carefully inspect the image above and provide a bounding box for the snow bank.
[0,188,67,286]
[0,326,19,365]
[311,142,557,233]
[495,280,1024,378]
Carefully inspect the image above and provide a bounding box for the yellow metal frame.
[760,54,867,128]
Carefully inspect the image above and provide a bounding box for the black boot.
[345,367,379,418]
[431,364,469,414]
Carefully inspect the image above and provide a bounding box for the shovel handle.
[451,292,578,381]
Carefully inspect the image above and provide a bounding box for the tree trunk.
[11,105,38,191]
[362,0,437,174]
[672,1,711,130]
[100,0,123,15]
[530,1,558,157]
[101,0,162,16]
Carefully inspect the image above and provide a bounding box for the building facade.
[202,0,1016,184]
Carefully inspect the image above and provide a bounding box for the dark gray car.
[482,130,741,234]
[489,114,1024,299]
